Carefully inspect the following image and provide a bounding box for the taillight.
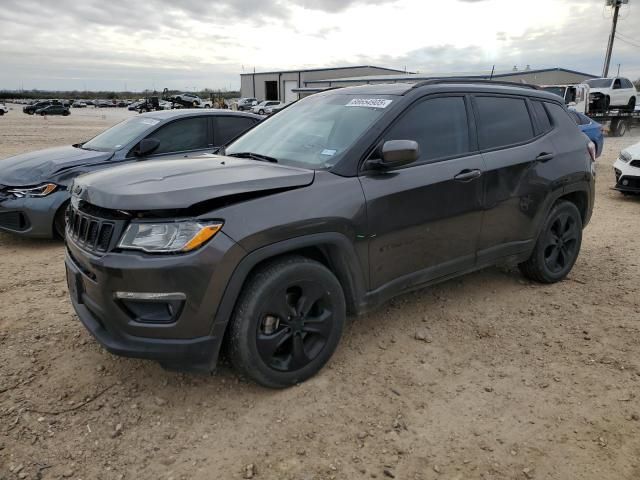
[587,141,596,162]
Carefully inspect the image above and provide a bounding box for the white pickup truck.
[541,84,590,114]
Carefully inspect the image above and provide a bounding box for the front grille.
[67,206,117,252]
[0,211,28,231]
[630,160,640,168]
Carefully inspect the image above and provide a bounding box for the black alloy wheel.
[228,256,345,388]
[519,200,583,283]
[542,211,580,274]
[257,280,334,372]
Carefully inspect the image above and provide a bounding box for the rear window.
[475,96,534,150]
[216,116,256,145]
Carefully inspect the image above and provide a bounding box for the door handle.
[536,152,555,162]
[454,169,482,182]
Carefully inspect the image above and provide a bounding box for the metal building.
[240,65,408,103]
[301,67,598,93]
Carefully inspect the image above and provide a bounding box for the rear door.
[359,94,485,290]
[474,95,555,264]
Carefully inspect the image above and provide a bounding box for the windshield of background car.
[542,87,566,99]
[586,79,613,88]
[82,116,160,151]
[226,94,394,169]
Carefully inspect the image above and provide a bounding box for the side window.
[475,96,535,150]
[613,79,621,89]
[216,117,257,146]
[545,102,580,131]
[531,100,552,134]
[384,96,470,163]
[148,117,209,154]
[622,79,634,89]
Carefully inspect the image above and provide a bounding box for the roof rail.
[410,78,541,90]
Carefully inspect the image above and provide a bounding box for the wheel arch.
[211,233,367,337]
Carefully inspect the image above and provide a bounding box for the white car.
[613,141,640,195]
[0,104,8,116]
[585,77,637,111]
[252,101,282,115]
[173,93,211,108]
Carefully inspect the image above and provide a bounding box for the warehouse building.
[300,67,598,94]
[240,65,408,103]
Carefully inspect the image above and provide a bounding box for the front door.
[359,95,485,291]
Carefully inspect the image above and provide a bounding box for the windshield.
[226,93,393,169]
[586,78,613,88]
[82,116,161,151]
[542,86,567,99]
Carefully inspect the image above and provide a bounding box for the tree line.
[0,89,241,101]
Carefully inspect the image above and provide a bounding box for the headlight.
[619,151,632,163]
[7,183,57,198]
[118,221,223,253]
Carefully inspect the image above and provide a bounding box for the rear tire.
[519,200,583,283]
[227,256,346,388]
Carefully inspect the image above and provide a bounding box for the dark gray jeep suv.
[65,80,596,388]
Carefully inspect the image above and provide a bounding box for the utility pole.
[602,0,629,77]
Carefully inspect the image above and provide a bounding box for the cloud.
[0,0,638,91]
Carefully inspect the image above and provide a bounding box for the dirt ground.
[1,104,639,480]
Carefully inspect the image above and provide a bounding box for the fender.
[533,177,594,243]
[209,232,368,337]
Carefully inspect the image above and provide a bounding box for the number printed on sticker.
[345,98,393,109]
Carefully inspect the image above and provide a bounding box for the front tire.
[53,201,69,239]
[519,200,583,283]
[227,256,346,388]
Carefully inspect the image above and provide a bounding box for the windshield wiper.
[227,152,278,163]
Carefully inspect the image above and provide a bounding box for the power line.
[615,34,640,48]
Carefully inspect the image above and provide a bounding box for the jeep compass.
[65,80,596,388]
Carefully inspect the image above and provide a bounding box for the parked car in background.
[85,100,95,106]
[0,110,261,238]
[64,81,595,388]
[0,103,8,115]
[173,93,211,108]
[23,101,52,114]
[585,77,637,111]
[36,104,70,116]
[72,101,87,108]
[613,141,640,195]
[569,111,604,158]
[237,97,258,111]
[128,100,143,111]
[265,102,290,115]
[252,100,282,115]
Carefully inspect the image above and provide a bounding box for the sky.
[0,0,638,92]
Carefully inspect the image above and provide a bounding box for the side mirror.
[135,138,160,157]
[368,140,420,170]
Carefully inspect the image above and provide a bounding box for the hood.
[622,141,640,160]
[73,154,315,211]
[589,87,609,96]
[0,145,113,186]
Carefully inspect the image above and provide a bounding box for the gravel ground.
[1,104,639,480]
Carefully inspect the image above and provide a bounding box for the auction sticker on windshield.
[345,98,393,109]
